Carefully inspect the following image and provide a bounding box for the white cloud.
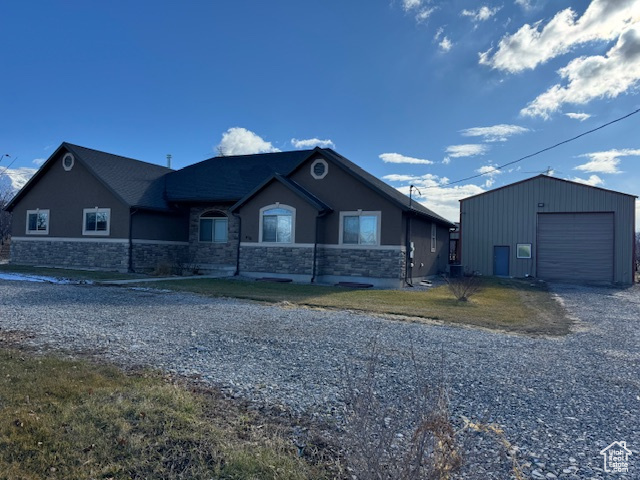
[291,138,335,149]
[480,0,640,72]
[442,156,451,165]
[565,112,592,121]
[32,158,46,166]
[439,36,453,52]
[445,144,489,157]
[379,153,434,165]
[434,26,444,41]
[401,0,437,23]
[382,174,421,182]
[416,7,436,23]
[476,164,503,187]
[384,172,485,221]
[521,23,640,118]
[0,167,37,192]
[515,0,533,10]
[216,127,280,156]
[459,124,530,142]
[461,6,501,22]
[570,174,604,186]
[574,148,640,173]
[402,0,422,10]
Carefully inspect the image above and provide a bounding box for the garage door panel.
[537,213,613,283]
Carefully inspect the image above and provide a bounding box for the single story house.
[459,175,637,285]
[5,142,454,287]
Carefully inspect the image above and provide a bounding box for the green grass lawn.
[0,348,331,480]
[136,276,571,336]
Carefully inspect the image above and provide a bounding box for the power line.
[429,107,640,189]
[0,156,19,180]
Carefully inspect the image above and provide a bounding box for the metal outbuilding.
[459,175,637,285]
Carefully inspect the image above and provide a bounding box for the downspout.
[405,211,413,287]
[311,210,329,283]
[232,211,242,276]
[633,211,637,284]
[128,208,138,273]
[405,185,420,287]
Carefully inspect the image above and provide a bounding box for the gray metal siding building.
[460,175,636,285]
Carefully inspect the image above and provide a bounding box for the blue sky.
[1,0,639,225]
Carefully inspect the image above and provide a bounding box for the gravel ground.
[0,280,638,479]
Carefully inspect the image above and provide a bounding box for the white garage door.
[537,213,614,283]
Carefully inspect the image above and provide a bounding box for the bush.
[443,274,482,302]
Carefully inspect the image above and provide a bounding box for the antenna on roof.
[409,184,422,209]
[524,166,556,176]
[166,154,172,169]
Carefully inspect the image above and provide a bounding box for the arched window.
[199,211,228,243]
[260,205,294,243]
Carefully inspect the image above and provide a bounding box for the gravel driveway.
[0,280,638,479]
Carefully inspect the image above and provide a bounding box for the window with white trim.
[517,243,532,259]
[199,211,228,243]
[310,159,328,179]
[260,205,294,243]
[83,208,110,235]
[431,223,437,252]
[26,209,49,235]
[339,211,380,246]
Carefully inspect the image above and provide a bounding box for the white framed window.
[339,211,381,246]
[62,152,75,171]
[310,158,328,179]
[83,208,110,236]
[199,211,228,243]
[517,243,532,259]
[260,204,295,243]
[26,209,49,235]
[431,223,437,253]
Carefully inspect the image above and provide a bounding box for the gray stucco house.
[459,175,637,285]
[5,142,454,287]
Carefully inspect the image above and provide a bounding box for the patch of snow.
[0,273,77,284]
[128,287,172,293]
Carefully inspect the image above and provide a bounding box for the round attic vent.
[62,152,75,171]
[310,158,328,179]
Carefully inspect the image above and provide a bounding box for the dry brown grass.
[138,277,572,336]
[0,346,334,480]
[342,340,461,480]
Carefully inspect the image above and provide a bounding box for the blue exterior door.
[493,246,510,276]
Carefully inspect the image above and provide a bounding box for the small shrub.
[343,338,461,479]
[173,251,201,276]
[443,274,482,302]
[151,262,174,276]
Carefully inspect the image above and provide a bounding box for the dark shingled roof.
[321,149,455,226]
[6,143,173,212]
[7,143,454,228]
[64,143,173,210]
[231,174,333,213]
[165,150,315,203]
[167,147,454,226]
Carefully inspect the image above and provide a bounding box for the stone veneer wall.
[189,205,239,267]
[10,239,129,271]
[239,244,406,280]
[316,247,405,279]
[239,245,314,275]
[131,242,189,273]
